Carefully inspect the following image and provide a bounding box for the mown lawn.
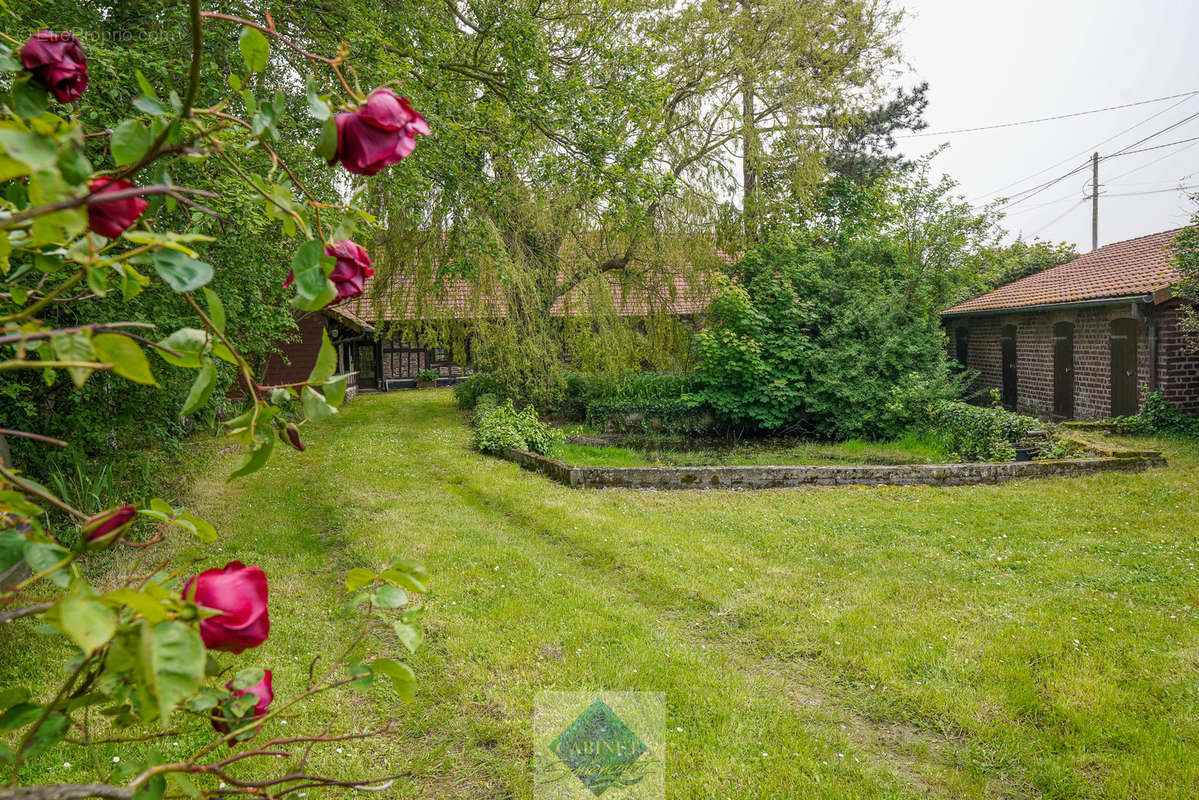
[3,390,1198,799]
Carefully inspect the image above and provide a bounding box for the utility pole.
[1091,151,1099,251]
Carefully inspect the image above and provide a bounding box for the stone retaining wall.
[499,448,1165,490]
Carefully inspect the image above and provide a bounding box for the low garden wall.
[499,448,1166,490]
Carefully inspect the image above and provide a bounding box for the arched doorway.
[1109,318,1139,416]
[1053,321,1074,419]
[1001,325,1017,411]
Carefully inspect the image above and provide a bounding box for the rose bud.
[212,670,274,734]
[19,31,88,103]
[183,561,270,653]
[282,239,373,306]
[86,177,149,239]
[80,505,136,550]
[281,423,305,452]
[329,88,429,176]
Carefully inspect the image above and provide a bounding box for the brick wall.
[945,300,1198,420]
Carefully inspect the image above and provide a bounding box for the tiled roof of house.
[942,228,1186,316]
[326,271,713,329]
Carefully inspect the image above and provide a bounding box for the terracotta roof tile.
[325,271,712,329]
[942,228,1186,315]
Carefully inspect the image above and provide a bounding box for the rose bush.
[0,6,433,798]
[184,561,271,653]
[79,504,137,550]
[85,176,150,238]
[18,30,88,103]
[330,87,429,175]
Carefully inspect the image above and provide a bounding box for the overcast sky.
[899,0,1198,251]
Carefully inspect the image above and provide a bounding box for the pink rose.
[80,505,136,550]
[183,561,270,653]
[212,670,274,734]
[19,31,88,103]
[87,178,149,239]
[283,239,373,306]
[330,88,428,175]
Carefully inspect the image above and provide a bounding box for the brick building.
[262,273,711,394]
[942,228,1198,420]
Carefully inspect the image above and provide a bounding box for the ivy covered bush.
[1110,390,1199,437]
[925,401,1040,461]
[472,398,564,456]
[566,371,707,434]
[453,372,507,409]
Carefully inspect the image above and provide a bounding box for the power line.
[1103,184,1199,198]
[899,90,1199,139]
[1027,199,1088,238]
[969,92,1199,202]
[1104,138,1199,184]
[990,110,1199,212]
[1106,135,1199,159]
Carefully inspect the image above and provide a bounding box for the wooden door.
[1109,318,1138,416]
[1001,325,1017,411]
[954,327,969,370]
[1053,322,1074,419]
[355,343,379,390]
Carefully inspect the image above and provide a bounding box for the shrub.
[689,238,961,439]
[417,368,440,383]
[926,401,1039,461]
[473,399,564,456]
[1111,390,1199,437]
[453,372,507,409]
[577,372,707,434]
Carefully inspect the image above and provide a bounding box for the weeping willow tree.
[309,0,910,407]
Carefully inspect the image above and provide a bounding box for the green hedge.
[926,401,1039,461]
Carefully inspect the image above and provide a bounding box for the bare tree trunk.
[740,0,760,243]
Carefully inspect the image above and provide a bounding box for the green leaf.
[111,119,153,166]
[93,333,157,386]
[101,588,167,623]
[10,77,49,119]
[57,583,118,655]
[238,27,270,72]
[133,96,168,116]
[301,386,337,422]
[51,330,95,387]
[0,129,56,173]
[230,667,265,691]
[146,621,205,722]
[24,540,71,587]
[0,688,30,712]
[180,360,217,416]
[169,772,201,799]
[307,84,331,121]
[203,288,226,333]
[393,621,423,653]
[155,328,207,368]
[229,433,274,480]
[23,713,69,760]
[289,239,334,309]
[370,658,415,700]
[324,375,349,408]
[0,527,26,574]
[344,568,376,592]
[347,662,374,690]
[152,249,213,292]
[372,584,407,609]
[135,70,159,100]
[308,329,337,384]
[174,513,217,543]
[316,116,338,162]
[0,703,42,731]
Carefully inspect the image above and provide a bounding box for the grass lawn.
[558,433,951,468]
[3,390,1198,799]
